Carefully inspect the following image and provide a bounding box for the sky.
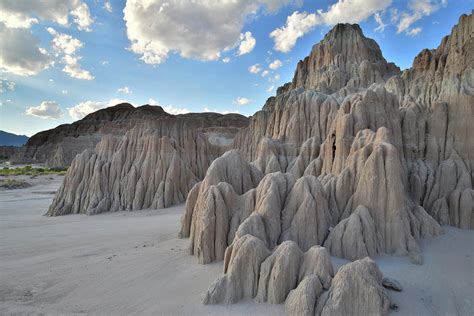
[0,0,472,137]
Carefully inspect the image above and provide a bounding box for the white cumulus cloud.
[103,1,113,13]
[0,0,93,31]
[203,107,239,114]
[238,32,256,55]
[123,0,295,65]
[234,97,252,105]
[148,98,190,115]
[248,64,262,74]
[269,59,283,70]
[71,2,93,32]
[69,98,126,120]
[222,57,230,63]
[118,86,132,94]
[47,27,94,80]
[25,101,62,119]
[270,11,319,53]
[271,0,392,52]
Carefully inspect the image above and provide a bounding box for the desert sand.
[1,175,472,315]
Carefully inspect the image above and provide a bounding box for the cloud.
[47,27,94,80]
[0,23,51,76]
[407,27,422,36]
[222,57,230,63]
[266,85,275,93]
[103,1,112,13]
[238,32,256,55]
[234,97,252,105]
[248,63,262,74]
[61,90,68,94]
[148,98,190,115]
[162,105,190,115]
[70,2,93,32]
[395,0,447,35]
[269,59,283,70]
[0,0,92,31]
[25,101,62,119]
[0,78,16,94]
[123,0,295,65]
[118,86,132,94]
[203,107,239,114]
[48,27,82,55]
[270,11,319,53]
[271,0,392,52]
[374,12,387,32]
[69,98,126,120]
[261,70,269,77]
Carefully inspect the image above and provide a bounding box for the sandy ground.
[1,175,473,315]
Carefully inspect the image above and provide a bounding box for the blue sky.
[0,0,472,136]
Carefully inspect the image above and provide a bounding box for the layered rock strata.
[47,112,249,215]
[15,103,249,167]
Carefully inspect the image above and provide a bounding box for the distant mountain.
[0,130,29,147]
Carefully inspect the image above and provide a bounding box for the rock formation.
[44,10,473,313]
[14,103,249,167]
[323,205,380,261]
[47,111,249,215]
[315,258,390,316]
[181,11,472,312]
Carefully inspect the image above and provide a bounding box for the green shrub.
[0,166,68,176]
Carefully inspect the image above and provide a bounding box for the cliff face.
[46,109,249,215]
[47,10,473,313]
[15,103,249,167]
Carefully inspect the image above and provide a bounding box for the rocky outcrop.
[47,112,250,216]
[315,258,390,316]
[204,237,390,315]
[0,146,21,160]
[181,150,262,263]
[288,23,400,96]
[181,13,473,312]
[14,103,249,167]
[324,205,381,261]
[204,238,334,306]
[285,275,324,316]
[202,234,270,304]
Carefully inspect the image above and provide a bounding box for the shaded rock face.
[315,257,390,316]
[47,113,250,216]
[180,12,472,312]
[14,103,250,167]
